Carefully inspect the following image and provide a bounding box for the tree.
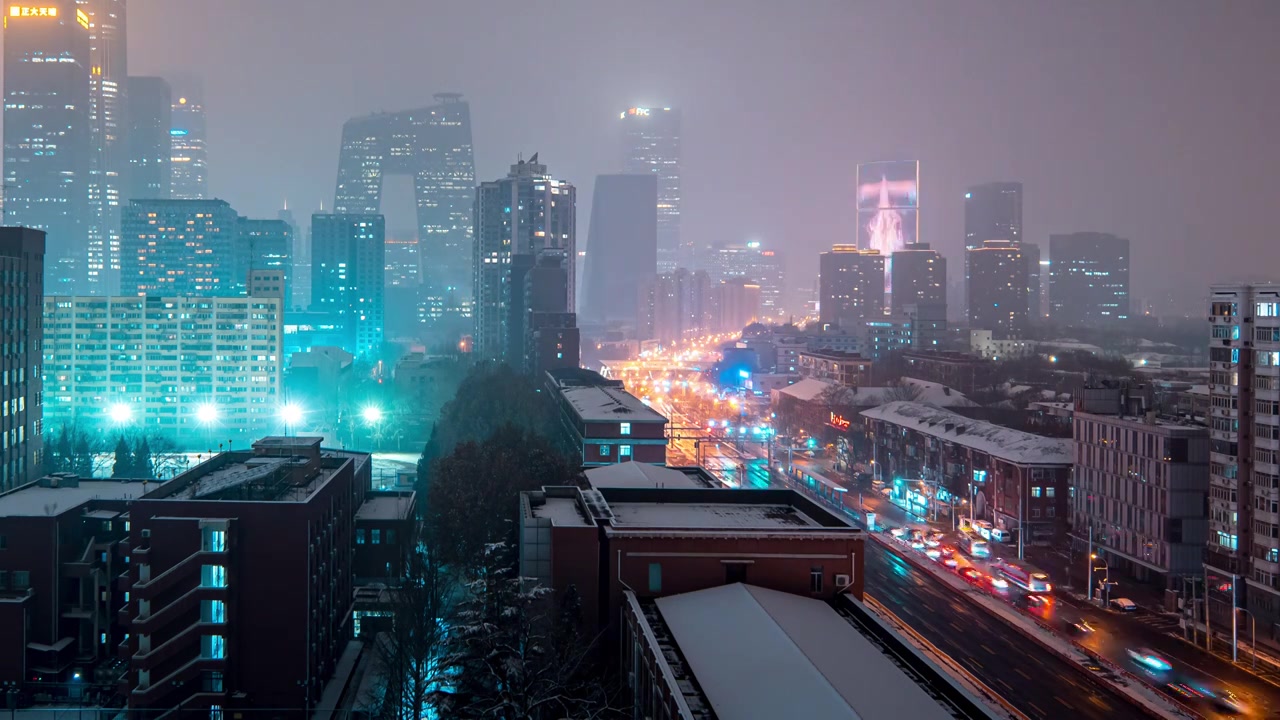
[134,437,154,479]
[73,435,94,478]
[112,436,133,478]
[883,378,925,403]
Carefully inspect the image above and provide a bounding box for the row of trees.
[366,364,624,719]
[45,424,189,480]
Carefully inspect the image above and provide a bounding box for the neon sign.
[76,8,87,27]
[627,107,651,117]
[829,412,851,431]
[9,6,58,17]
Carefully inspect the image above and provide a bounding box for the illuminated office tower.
[1049,232,1130,327]
[818,246,884,330]
[581,173,656,325]
[311,213,385,358]
[620,106,682,272]
[472,155,576,362]
[82,0,127,295]
[2,1,92,294]
[334,93,475,303]
[170,91,208,199]
[120,198,238,296]
[709,241,786,321]
[0,228,45,490]
[235,217,292,297]
[125,76,171,201]
[966,239,1027,337]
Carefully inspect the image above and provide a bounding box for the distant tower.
[620,106,682,272]
[126,76,172,201]
[82,0,128,295]
[311,213,386,358]
[967,240,1028,337]
[170,84,208,199]
[582,173,656,325]
[819,245,884,330]
[1049,233,1130,327]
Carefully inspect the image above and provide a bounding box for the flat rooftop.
[650,584,959,720]
[561,385,668,424]
[608,502,819,529]
[584,462,717,490]
[862,401,1072,466]
[356,494,415,521]
[528,495,593,527]
[0,480,153,517]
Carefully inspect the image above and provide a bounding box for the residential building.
[709,242,786,321]
[120,198,239,296]
[3,1,92,294]
[335,94,475,301]
[901,351,993,395]
[1206,285,1280,629]
[354,491,417,585]
[549,380,667,466]
[890,243,947,348]
[862,401,1072,542]
[1072,386,1209,589]
[581,174,657,325]
[620,106,682,271]
[639,269,714,347]
[716,277,761,333]
[520,252,580,375]
[311,213,385,359]
[0,229,45,490]
[969,329,1034,361]
[819,246,884,330]
[42,293,285,445]
[860,315,914,361]
[967,240,1027,338]
[235,217,292,297]
[473,155,576,362]
[125,76,171,202]
[797,350,872,387]
[170,93,208,199]
[1049,232,1131,327]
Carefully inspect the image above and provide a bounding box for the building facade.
[819,246,884,330]
[310,213,385,359]
[0,229,45,490]
[169,93,208,199]
[550,383,668,467]
[1049,232,1130,327]
[43,293,284,445]
[82,0,128,296]
[2,1,92,294]
[1071,388,1209,589]
[709,242,786,321]
[125,76,172,202]
[797,350,872,387]
[964,182,1022,249]
[581,173,657,326]
[473,156,576,362]
[120,198,239,296]
[235,217,292,297]
[639,269,714,347]
[620,107,682,272]
[967,240,1027,338]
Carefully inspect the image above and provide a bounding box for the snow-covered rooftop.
[529,496,592,527]
[861,401,1072,466]
[654,584,959,720]
[774,376,842,402]
[0,481,151,517]
[608,502,819,529]
[584,462,714,490]
[561,386,668,424]
[777,377,976,408]
[355,495,414,521]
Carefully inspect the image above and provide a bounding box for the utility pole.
[1232,573,1239,662]
[1086,525,1094,602]
[1018,479,1025,561]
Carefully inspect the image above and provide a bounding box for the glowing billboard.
[9,5,58,17]
[856,160,919,255]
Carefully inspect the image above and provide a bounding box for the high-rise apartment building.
[279,204,307,310]
[640,269,714,347]
[82,0,127,296]
[42,292,283,445]
[1205,285,1280,630]
[964,182,1022,249]
[472,155,576,362]
[966,240,1027,338]
[234,217,292,297]
[311,213,385,358]
[709,242,786,321]
[170,93,208,199]
[0,228,45,490]
[620,107,682,272]
[520,253,579,375]
[581,174,656,325]
[1049,232,1130,327]
[818,246,884,330]
[125,76,171,201]
[3,1,92,294]
[1024,242,1042,322]
[716,277,761,333]
[120,198,239,296]
[334,94,476,302]
[890,243,947,349]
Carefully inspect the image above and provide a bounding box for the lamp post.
[1091,554,1110,606]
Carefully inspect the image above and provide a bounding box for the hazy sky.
[126,0,1280,310]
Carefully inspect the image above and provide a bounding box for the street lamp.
[196,403,218,425]
[108,402,133,425]
[361,406,383,424]
[1090,554,1111,605]
[279,403,304,435]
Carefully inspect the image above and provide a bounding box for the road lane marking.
[1015,668,1030,680]
[1027,702,1046,717]
[980,643,995,654]
[1054,696,1072,709]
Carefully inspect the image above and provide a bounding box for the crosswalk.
[1128,612,1183,633]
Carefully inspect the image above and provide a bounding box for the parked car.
[1110,597,1138,612]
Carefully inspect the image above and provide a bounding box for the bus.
[994,558,1052,593]
[958,531,989,558]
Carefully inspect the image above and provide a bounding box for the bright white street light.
[196,403,218,424]
[108,403,133,424]
[362,406,384,424]
[279,403,304,426]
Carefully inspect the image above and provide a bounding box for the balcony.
[131,656,224,706]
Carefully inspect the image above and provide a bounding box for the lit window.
[202,599,226,624]
[620,445,632,457]
[1031,487,1042,498]
[601,445,610,457]
[372,529,381,545]
[356,529,365,545]
[202,527,226,553]
[1046,487,1055,498]
[201,634,226,659]
[200,565,227,588]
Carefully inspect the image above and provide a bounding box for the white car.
[925,548,942,560]
[1110,597,1138,612]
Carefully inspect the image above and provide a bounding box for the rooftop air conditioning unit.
[835,574,851,587]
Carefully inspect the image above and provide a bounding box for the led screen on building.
[856,160,919,255]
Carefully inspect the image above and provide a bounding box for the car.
[939,546,955,556]
[910,540,926,550]
[925,548,942,560]
[1066,619,1096,634]
[961,567,982,583]
[989,576,1009,589]
[924,537,941,548]
[1110,597,1138,612]
[928,531,946,543]
[1020,593,1049,607]
[879,486,892,496]
[943,557,959,568]
[1126,648,1172,672]
[889,527,907,538]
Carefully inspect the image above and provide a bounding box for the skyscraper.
[170,92,208,199]
[235,217,292,297]
[581,174,656,325]
[639,269,714,346]
[120,199,239,296]
[818,246,884,330]
[125,76,171,201]
[472,155,576,362]
[620,106,682,272]
[83,0,127,295]
[334,94,475,303]
[2,1,92,294]
[1049,232,1130,327]
[311,213,385,358]
[0,227,45,490]
[964,182,1023,249]
[1024,242,1042,322]
[890,242,947,349]
[708,242,786,321]
[966,240,1027,337]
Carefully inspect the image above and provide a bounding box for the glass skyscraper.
[125,75,172,201]
[2,1,92,294]
[620,107,682,272]
[170,92,208,199]
[83,0,128,295]
[311,213,386,359]
[1049,232,1130,327]
[581,173,656,325]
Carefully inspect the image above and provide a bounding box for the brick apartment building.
[901,351,993,395]
[796,350,872,387]
[546,369,668,466]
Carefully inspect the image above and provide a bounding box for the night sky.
[120,0,1280,310]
